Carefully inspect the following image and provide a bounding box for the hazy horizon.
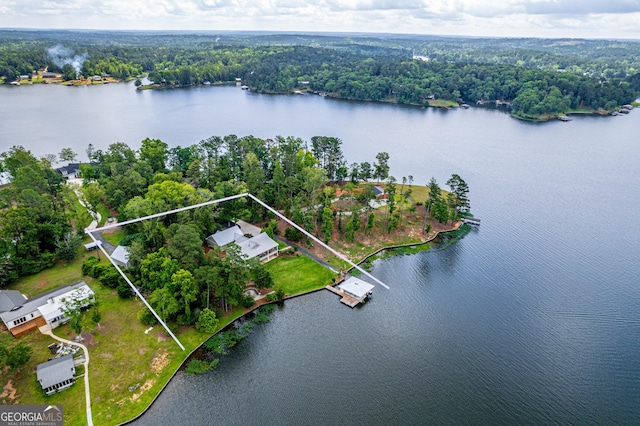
[1,1,639,40]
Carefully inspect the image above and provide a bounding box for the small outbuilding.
[111,245,131,268]
[336,277,374,307]
[37,354,76,395]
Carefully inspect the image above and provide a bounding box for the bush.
[82,257,100,276]
[101,269,123,288]
[138,308,158,326]
[119,232,143,246]
[266,288,285,302]
[241,294,255,308]
[177,313,196,326]
[185,358,219,375]
[195,308,219,333]
[116,282,134,299]
[284,227,303,242]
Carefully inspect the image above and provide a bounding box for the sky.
[1,0,640,40]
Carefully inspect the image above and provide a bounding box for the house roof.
[55,162,98,176]
[0,281,90,324]
[373,186,385,196]
[0,171,10,185]
[338,277,374,299]
[236,233,278,260]
[37,354,75,389]
[0,290,27,313]
[111,245,130,267]
[235,220,261,237]
[38,284,94,323]
[208,225,244,247]
[55,163,81,175]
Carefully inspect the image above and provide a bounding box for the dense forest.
[0,135,467,325]
[1,30,638,118]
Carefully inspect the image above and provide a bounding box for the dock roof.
[338,277,374,299]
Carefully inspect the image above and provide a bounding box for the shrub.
[196,308,219,334]
[82,257,100,276]
[284,227,303,242]
[116,282,134,299]
[177,313,196,326]
[101,269,123,288]
[241,294,255,308]
[138,308,158,326]
[185,358,219,375]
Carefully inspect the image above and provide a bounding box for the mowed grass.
[5,256,212,426]
[265,255,337,296]
[101,229,126,246]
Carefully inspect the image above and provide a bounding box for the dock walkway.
[325,285,360,308]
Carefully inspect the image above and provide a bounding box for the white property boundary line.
[85,193,389,350]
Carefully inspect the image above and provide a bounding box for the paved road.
[91,230,117,255]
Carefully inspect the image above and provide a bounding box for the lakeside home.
[0,282,94,337]
[206,224,279,262]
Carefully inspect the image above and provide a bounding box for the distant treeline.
[1,31,638,117]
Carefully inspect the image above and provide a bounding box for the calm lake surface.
[2,83,640,424]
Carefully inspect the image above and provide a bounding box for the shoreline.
[5,79,632,120]
[117,222,468,425]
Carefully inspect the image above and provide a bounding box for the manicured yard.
[101,229,126,246]
[265,255,337,296]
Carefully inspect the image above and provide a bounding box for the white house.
[236,233,279,262]
[0,282,94,337]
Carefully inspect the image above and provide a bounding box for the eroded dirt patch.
[130,379,156,402]
[0,377,18,404]
[150,349,169,375]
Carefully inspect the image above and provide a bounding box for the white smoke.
[47,44,89,77]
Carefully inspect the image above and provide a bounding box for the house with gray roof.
[0,290,27,314]
[236,233,279,262]
[111,245,131,268]
[0,282,94,337]
[206,225,245,248]
[37,354,76,395]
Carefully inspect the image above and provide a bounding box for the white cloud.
[1,0,639,39]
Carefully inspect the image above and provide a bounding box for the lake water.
[2,82,640,424]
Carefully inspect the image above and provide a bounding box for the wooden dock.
[461,217,481,227]
[325,285,360,308]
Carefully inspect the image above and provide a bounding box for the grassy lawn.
[97,203,110,226]
[7,247,96,297]
[428,99,459,108]
[265,255,337,295]
[3,250,302,425]
[101,229,126,246]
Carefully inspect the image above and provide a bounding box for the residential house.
[0,282,94,337]
[206,225,245,248]
[37,354,76,395]
[236,233,279,262]
[206,224,279,262]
